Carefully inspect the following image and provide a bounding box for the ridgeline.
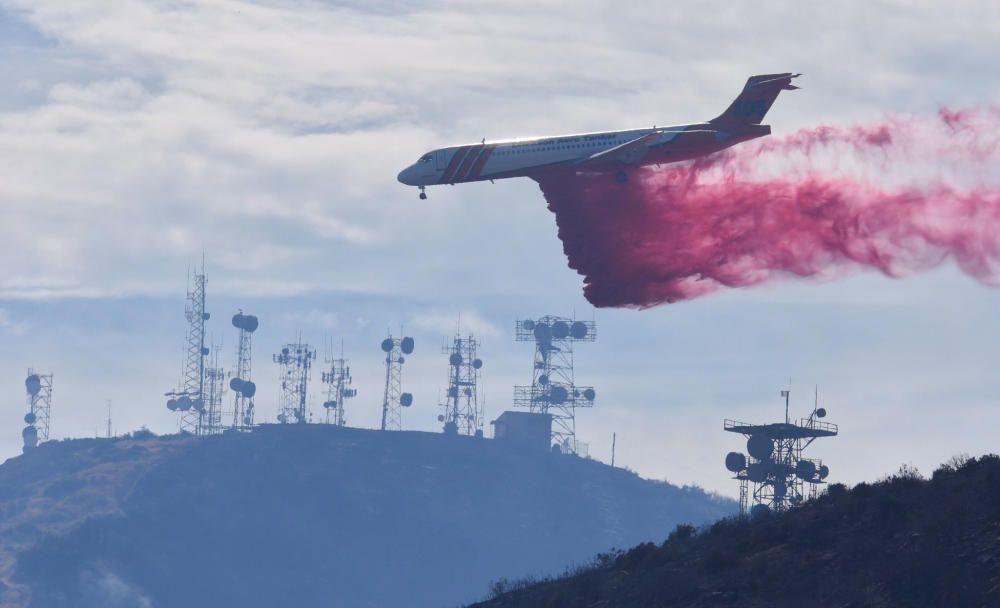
[0,425,732,607]
[472,454,1000,608]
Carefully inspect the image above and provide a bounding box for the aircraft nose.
[397,165,415,185]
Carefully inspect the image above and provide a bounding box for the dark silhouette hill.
[0,425,732,607]
[472,455,1000,608]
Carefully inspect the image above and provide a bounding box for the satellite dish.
[203,312,211,321]
[397,356,405,364]
[795,460,817,481]
[533,322,551,343]
[463,388,472,396]
[747,435,774,460]
[818,465,830,479]
[166,399,178,411]
[230,378,243,392]
[750,504,770,518]
[400,392,413,407]
[472,359,483,369]
[449,352,462,366]
[401,337,415,355]
[323,400,335,409]
[244,315,259,333]
[202,347,210,356]
[448,387,458,398]
[745,462,768,483]
[24,412,37,424]
[232,313,245,329]
[25,375,41,396]
[538,374,549,385]
[380,338,393,353]
[583,388,596,401]
[816,407,827,418]
[522,319,535,331]
[570,321,589,339]
[725,451,746,473]
[437,415,445,422]
[551,321,569,339]
[22,425,37,440]
[177,396,192,411]
[242,382,256,398]
[192,399,205,412]
[549,386,568,405]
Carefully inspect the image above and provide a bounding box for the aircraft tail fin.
[709,73,800,128]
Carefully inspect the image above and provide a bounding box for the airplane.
[397,73,799,199]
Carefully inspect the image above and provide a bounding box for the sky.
[2,0,1000,497]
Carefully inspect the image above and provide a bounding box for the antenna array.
[513,316,596,454]
[274,340,316,424]
[230,312,258,430]
[321,344,356,426]
[165,265,210,434]
[438,335,484,436]
[724,389,838,516]
[23,370,53,452]
[380,334,414,431]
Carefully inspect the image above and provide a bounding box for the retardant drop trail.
[536,107,1000,308]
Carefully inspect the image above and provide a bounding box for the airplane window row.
[495,140,622,156]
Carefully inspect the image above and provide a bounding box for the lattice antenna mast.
[230,312,259,430]
[203,339,227,435]
[164,265,210,431]
[379,334,414,431]
[514,316,596,454]
[724,389,839,516]
[274,339,315,424]
[23,370,53,451]
[322,344,356,426]
[439,335,484,436]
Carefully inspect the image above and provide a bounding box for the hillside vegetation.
[0,425,732,607]
[472,455,1000,608]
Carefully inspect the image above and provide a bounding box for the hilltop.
[0,425,732,607]
[472,454,1000,608]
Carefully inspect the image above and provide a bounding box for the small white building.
[491,411,552,452]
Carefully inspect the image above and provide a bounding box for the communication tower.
[274,339,315,424]
[229,312,259,430]
[164,265,210,434]
[202,341,227,435]
[724,389,838,516]
[23,370,53,451]
[513,316,596,454]
[380,334,414,431]
[438,335,484,436]
[321,346,356,426]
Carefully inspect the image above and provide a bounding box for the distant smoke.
[537,107,1000,308]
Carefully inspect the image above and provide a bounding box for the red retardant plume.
[536,107,1000,308]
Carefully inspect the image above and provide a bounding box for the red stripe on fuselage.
[440,146,471,184]
[467,145,497,180]
[453,145,484,183]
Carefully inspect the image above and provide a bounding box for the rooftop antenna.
[322,339,356,426]
[106,400,112,440]
[724,388,838,516]
[379,332,414,431]
[164,263,210,434]
[438,333,484,437]
[274,336,315,424]
[230,311,259,430]
[513,315,596,455]
[23,369,53,452]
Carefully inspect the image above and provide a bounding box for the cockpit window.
[419,154,433,163]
